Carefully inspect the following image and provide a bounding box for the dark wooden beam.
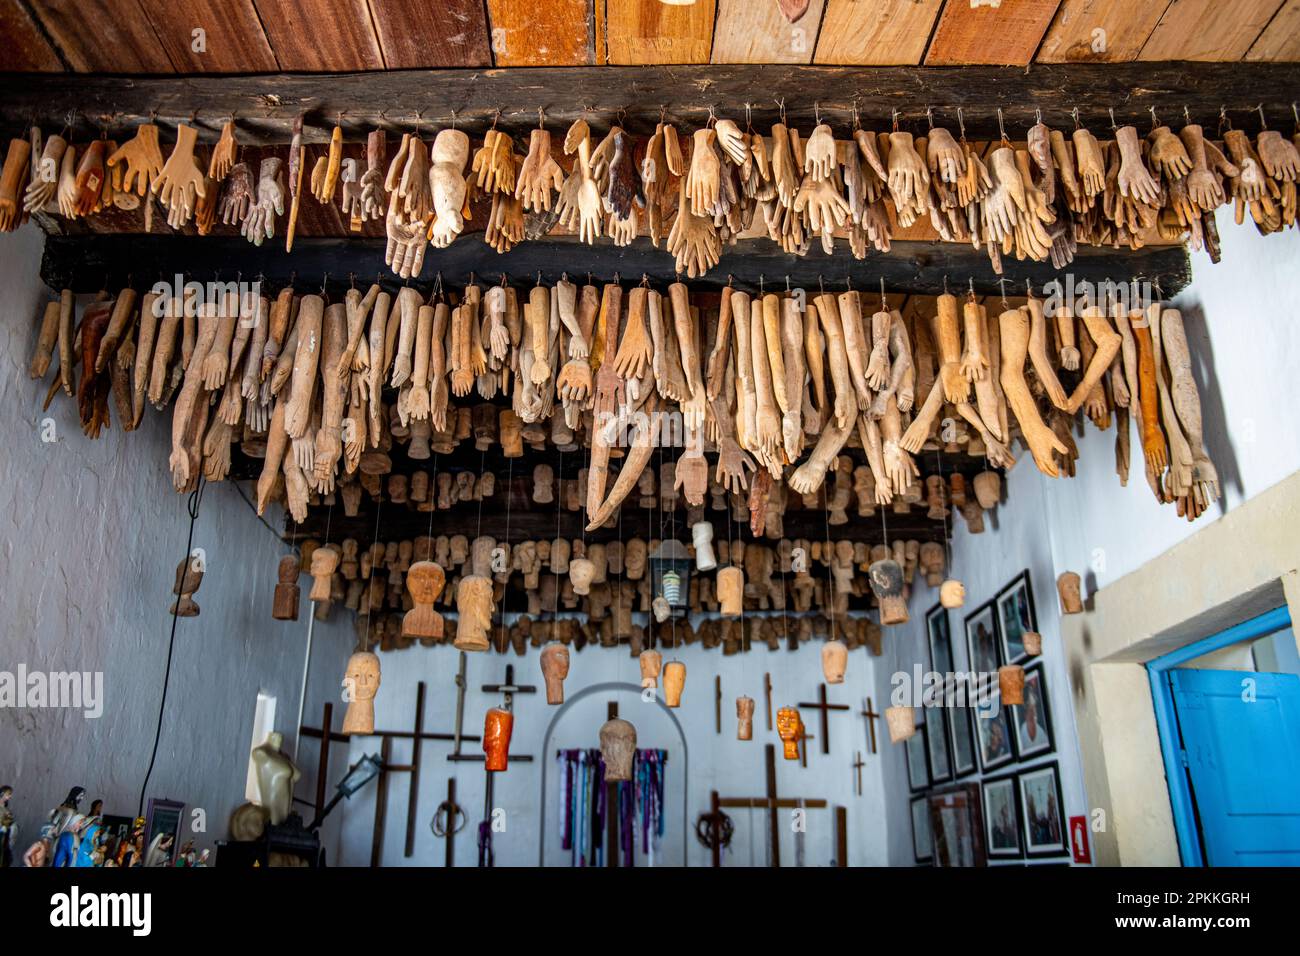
[0,63,1294,144]
[39,233,1192,297]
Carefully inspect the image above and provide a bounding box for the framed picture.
[964,601,1001,676]
[926,603,954,674]
[996,571,1037,665]
[924,704,952,784]
[948,704,978,778]
[981,774,1023,859]
[911,795,933,864]
[927,783,986,867]
[1018,763,1068,858]
[974,692,1017,772]
[1010,662,1054,759]
[143,797,185,868]
[905,722,929,793]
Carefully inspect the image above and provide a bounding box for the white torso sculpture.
[251,731,301,826]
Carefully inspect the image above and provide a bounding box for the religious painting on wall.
[974,692,1017,773]
[911,795,933,865]
[924,703,952,784]
[1019,763,1068,858]
[926,783,986,867]
[981,774,1023,860]
[926,603,954,673]
[1010,663,1054,759]
[964,601,1001,678]
[996,571,1037,665]
[143,797,185,867]
[948,704,978,778]
[905,722,929,793]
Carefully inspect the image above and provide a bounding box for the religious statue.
[170,555,203,616]
[776,706,803,760]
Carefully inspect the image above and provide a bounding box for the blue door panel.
[1170,668,1300,866]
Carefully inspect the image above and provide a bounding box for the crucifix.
[447,660,537,868]
[798,726,814,769]
[860,696,881,755]
[709,744,830,868]
[853,752,865,796]
[296,681,479,866]
[797,683,850,755]
[763,672,773,731]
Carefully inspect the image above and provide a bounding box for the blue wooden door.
[1169,668,1300,865]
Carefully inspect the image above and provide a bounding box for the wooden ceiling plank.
[1036,0,1172,63]
[1246,0,1300,60]
[1139,0,1284,61]
[370,0,492,68]
[0,0,65,70]
[605,0,716,65]
[711,0,826,65]
[137,0,279,73]
[813,0,943,66]
[485,0,592,66]
[253,0,384,71]
[924,0,1061,66]
[29,0,178,72]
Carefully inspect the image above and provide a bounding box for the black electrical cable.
[138,476,205,818]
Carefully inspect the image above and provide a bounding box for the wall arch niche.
[538,682,689,866]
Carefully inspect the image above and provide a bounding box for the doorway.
[1149,606,1300,865]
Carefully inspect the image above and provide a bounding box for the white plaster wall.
[322,636,888,867]
[876,217,1300,865]
[0,224,354,860]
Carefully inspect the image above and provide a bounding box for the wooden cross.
[797,683,850,755]
[853,752,865,796]
[430,777,466,867]
[710,743,829,868]
[764,672,773,731]
[860,696,881,755]
[798,725,814,768]
[449,660,537,764]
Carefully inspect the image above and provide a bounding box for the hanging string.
[496,453,513,651]
[138,477,206,816]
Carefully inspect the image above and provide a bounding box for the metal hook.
[1257,104,1267,130]
[925,105,934,130]
[1183,105,1191,126]
[538,106,545,129]
[1108,107,1117,131]
[814,101,822,125]
[996,107,1007,143]
[775,97,786,125]
[1148,105,1159,130]
[891,108,900,133]
[957,106,966,142]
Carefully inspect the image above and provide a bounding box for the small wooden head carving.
[309,546,340,603]
[822,640,848,684]
[999,664,1025,706]
[454,575,494,651]
[776,706,803,759]
[736,696,755,740]
[540,642,570,705]
[639,649,663,689]
[717,566,745,618]
[692,522,717,571]
[939,579,966,609]
[973,471,1001,510]
[868,558,909,626]
[663,660,686,707]
[272,555,300,621]
[1057,571,1083,614]
[483,707,514,771]
[171,555,204,616]
[885,705,916,744]
[599,718,637,782]
[569,557,595,595]
[402,561,446,639]
[341,651,381,735]
[532,463,555,504]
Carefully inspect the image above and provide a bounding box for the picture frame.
[926,783,987,867]
[973,689,1017,773]
[964,600,1001,676]
[1018,763,1068,858]
[1010,662,1054,759]
[911,795,933,864]
[996,570,1037,666]
[924,703,953,784]
[926,602,954,674]
[948,703,978,778]
[981,773,1024,859]
[905,722,929,793]
[143,797,185,867]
